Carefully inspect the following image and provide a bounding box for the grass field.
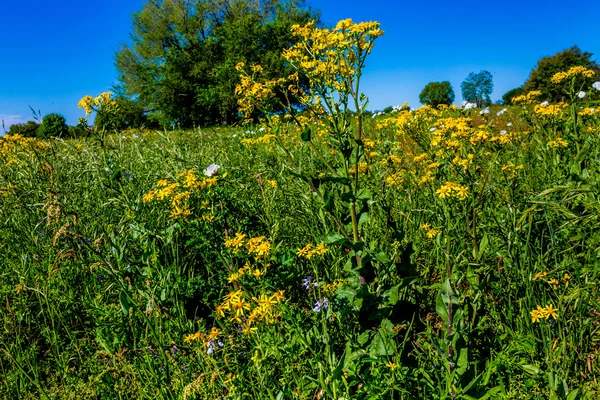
[1,97,600,399]
[2,19,600,400]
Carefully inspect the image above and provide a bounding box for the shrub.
[37,113,68,138]
[7,121,39,137]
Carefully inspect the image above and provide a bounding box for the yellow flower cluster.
[511,90,542,105]
[142,170,218,218]
[429,117,472,148]
[177,169,218,190]
[436,182,469,200]
[420,223,441,239]
[550,66,595,84]
[384,170,405,188]
[283,19,383,93]
[547,137,568,148]
[226,262,266,283]
[532,271,571,287]
[225,232,247,251]
[452,154,474,170]
[349,162,369,174]
[235,64,299,119]
[297,243,327,259]
[579,107,598,116]
[240,134,276,146]
[0,134,49,166]
[501,162,525,178]
[215,289,285,331]
[225,232,271,259]
[184,326,222,346]
[77,92,118,116]
[533,102,568,117]
[322,279,344,294]
[530,304,559,323]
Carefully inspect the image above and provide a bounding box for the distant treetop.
[523,46,600,102]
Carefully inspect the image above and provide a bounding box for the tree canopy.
[419,81,455,107]
[460,70,493,108]
[522,46,600,102]
[115,0,319,128]
[501,87,524,105]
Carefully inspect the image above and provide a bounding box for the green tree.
[7,121,39,137]
[419,81,455,107]
[94,96,154,131]
[461,70,493,108]
[115,0,319,128]
[523,46,600,102]
[37,113,68,138]
[501,87,524,105]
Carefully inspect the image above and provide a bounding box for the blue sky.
[1,0,599,131]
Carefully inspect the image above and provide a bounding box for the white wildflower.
[204,164,220,177]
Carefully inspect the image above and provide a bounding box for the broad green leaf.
[119,290,135,316]
[300,126,311,141]
[521,364,541,375]
[436,291,449,322]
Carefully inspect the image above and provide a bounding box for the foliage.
[419,80,455,107]
[93,96,153,131]
[502,87,524,105]
[3,19,600,400]
[6,120,39,137]
[461,70,494,107]
[36,113,68,138]
[115,0,319,128]
[523,45,600,102]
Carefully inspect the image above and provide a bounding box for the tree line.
[5,1,600,136]
[419,46,599,108]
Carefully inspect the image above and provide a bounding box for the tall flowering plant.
[236,19,384,265]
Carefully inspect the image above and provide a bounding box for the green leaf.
[374,251,391,265]
[566,388,580,400]
[358,211,370,229]
[356,189,372,201]
[324,232,349,246]
[369,332,393,357]
[357,330,372,346]
[521,364,541,375]
[456,347,468,376]
[323,189,333,212]
[476,233,488,262]
[119,290,135,316]
[383,284,399,306]
[441,279,458,305]
[300,126,311,141]
[336,285,357,303]
[436,291,449,322]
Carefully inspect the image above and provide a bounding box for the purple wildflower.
[313,298,329,312]
[302,276,319,290]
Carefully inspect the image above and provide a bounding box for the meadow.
[1,19,600,400]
